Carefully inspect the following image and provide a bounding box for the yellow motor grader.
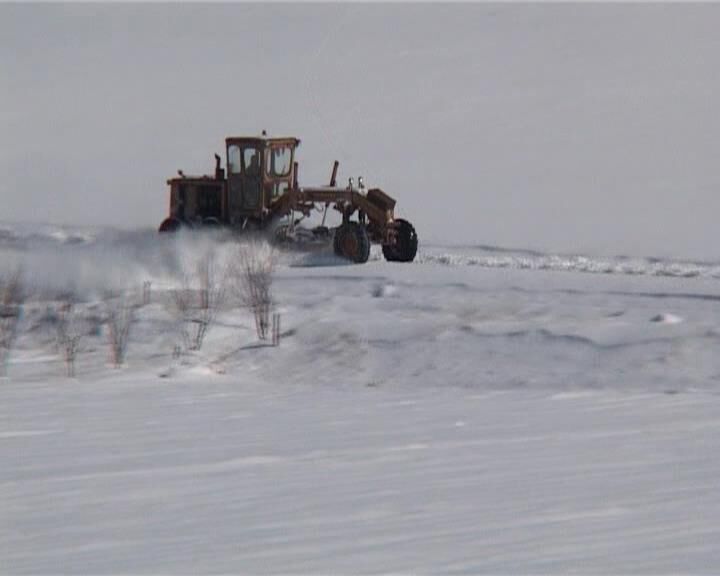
[159,134,417,263]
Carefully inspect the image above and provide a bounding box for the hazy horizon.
[2,3,719,260]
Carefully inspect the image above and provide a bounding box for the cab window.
[266,146,292,177]
[228,145,241,174]
[243,148,261,176]
[271,181,289,199]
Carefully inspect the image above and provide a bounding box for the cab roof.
[225,136,300,148]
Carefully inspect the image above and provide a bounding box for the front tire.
[382,219,418,262]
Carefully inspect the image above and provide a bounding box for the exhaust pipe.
[214,154,224,180]
[329,160,339,187]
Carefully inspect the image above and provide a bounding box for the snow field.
[2,226,720,572]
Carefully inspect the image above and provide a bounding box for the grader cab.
[159,134,417,263]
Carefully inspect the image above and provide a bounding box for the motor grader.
[158,134,418,263]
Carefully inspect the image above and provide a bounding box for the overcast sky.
[2,3,719,259]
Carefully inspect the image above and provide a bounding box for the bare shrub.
[0,269,24,377]
[172,252,226,351]
[142,281,152,306]
[55,296,88,377]
[104,291,136,367]
[272,312,281,347]
[232,241,276,340]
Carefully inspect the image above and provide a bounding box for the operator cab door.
[266,144,295,202]
[227,144,263,221]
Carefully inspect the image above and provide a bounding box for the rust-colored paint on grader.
[159,134,417,263]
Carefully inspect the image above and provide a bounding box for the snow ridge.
[415,246,719,280]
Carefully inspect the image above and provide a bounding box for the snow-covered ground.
[2,224,720,573]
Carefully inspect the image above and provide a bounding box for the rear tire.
[159,217,182,233]
[334,222,370,264]
[382,219,418,262]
